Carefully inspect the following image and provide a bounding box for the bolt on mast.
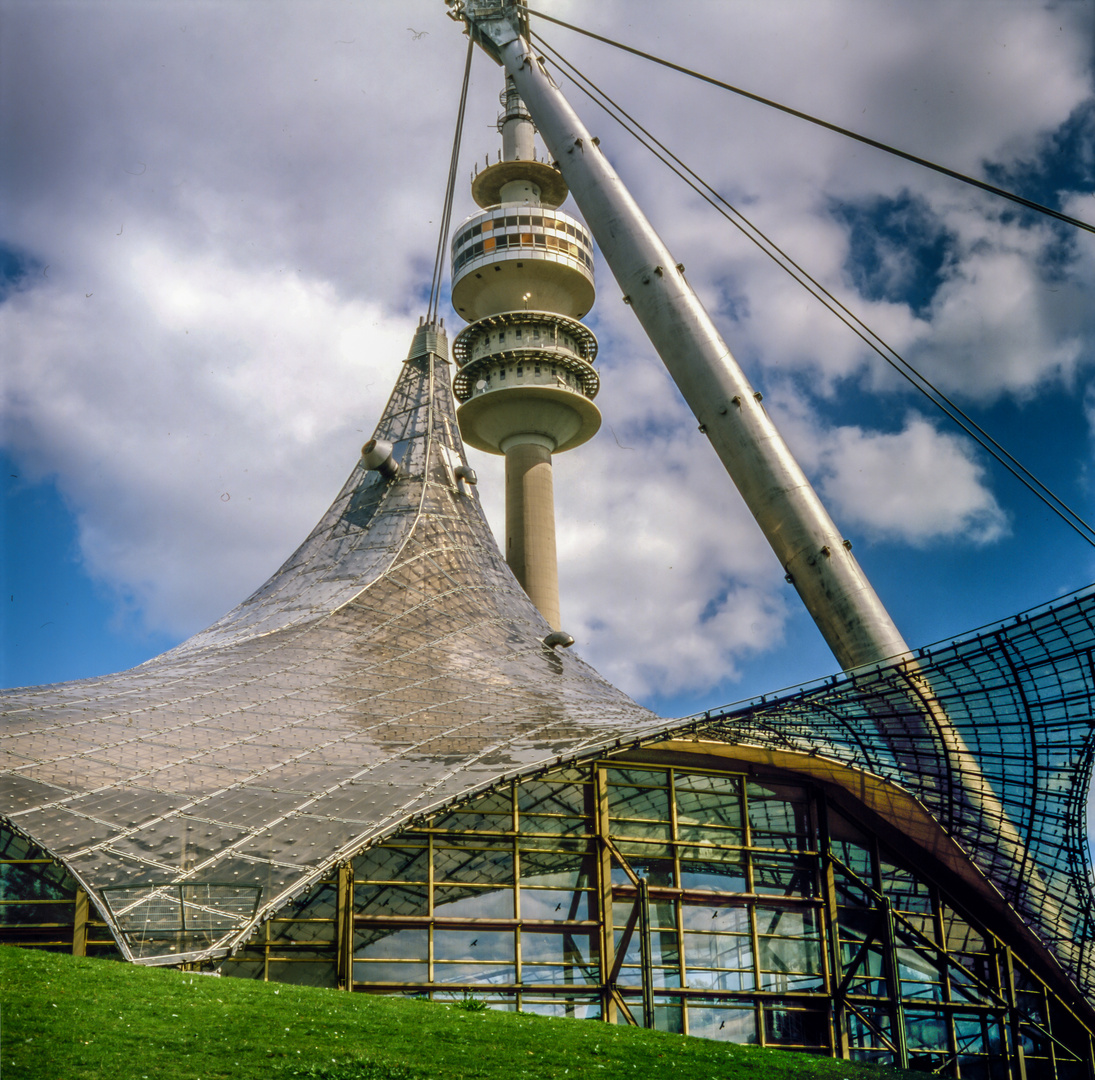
[450,0,908,671]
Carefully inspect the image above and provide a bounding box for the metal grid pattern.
[0,328,660,964]
[699,593,1095,1005]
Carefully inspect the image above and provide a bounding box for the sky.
[2,0,1094,721]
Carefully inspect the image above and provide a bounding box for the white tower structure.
[450,76,600,629]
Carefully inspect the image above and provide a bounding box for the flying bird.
[407,28,428,40]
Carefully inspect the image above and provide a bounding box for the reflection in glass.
[355,927,427,961]
[433,886,513,919]
[688,1005,757,1042]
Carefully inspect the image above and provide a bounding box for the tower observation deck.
[450,76,601,630]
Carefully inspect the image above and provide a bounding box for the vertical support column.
[504,438,560,629]
[512,781,523,1001]
[427,833,436,988]
[817,803,847,1059]
[594,765,617,1025]
[337,863,354,991]
[879,896,910,1070]
[933,885,961,1074]
[72,888,89,957]
[1002,946,1029,1080]
[637,876,656,1029]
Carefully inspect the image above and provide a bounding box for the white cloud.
[2,0,1093,705]
[814,415,1008,546]
[2,239,407,636]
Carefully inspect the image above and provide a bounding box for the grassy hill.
[1,946,922,1079]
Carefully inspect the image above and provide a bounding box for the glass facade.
[0,829,119,959]
[210,758,1094,1075]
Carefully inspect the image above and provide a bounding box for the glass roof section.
[696,588,1095,1003]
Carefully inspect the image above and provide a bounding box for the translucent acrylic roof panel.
[0,325,662,964]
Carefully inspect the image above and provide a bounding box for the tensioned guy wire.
[524,7,1095,237]
[529,30,1095,549]
[427,38,475,326]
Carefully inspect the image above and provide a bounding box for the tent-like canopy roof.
[3,324,1093,1013]
[0,325,661,964]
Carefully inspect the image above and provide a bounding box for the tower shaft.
[504,438,560,628]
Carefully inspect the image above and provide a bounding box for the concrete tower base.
[504,437,560,629]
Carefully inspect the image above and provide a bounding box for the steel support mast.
[450,0,908,671]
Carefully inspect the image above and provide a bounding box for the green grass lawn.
[1,946,923,1079]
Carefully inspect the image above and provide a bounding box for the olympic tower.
[450,76,600,630]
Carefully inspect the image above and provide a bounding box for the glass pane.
[681,902,750,932]
[430,807,511,834]
[654,999,683,1034]
[355,883,428,918]
[434,886,513,919]
[758,910,823,989]
[520,934,598,984]
[747,780,813,849]
[353,959,428,983]
[752,853,817,897]
[434,843,513,885]
[355,845,429,883]
[267,919,334,947]
[519,848,592,888]
[687,1005,756,1042]
[522,998,600,1020]
[0,901,73,925]
[679,848,746,893]
[434,929,514,963]
[674,772,742,832]
[683,931,754,991]
[763,1002,827,1048]
[678,821,743,845]
[271,884,336,928]
[518,815,588,838]
[609,785,670,826]
[606,767,666,787]
[611,842,674,886]
[897,945,946,1001]
[755,905,819,939]
[879,857,933,914]
[432,961,515,984]
[0,859,77,902]
[520,888,593,921]
[355,927,427,961]
[905,1009,949,1053]
[517,779,587,816]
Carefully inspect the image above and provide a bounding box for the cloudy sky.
[2,0,1094,719]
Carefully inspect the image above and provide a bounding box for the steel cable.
[524,6,1095,236]
[530,30,1095,548]
[427,37,475,325]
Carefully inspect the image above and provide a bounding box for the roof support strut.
[454,1,908,671]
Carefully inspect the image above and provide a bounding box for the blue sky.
[2,0,1094,720]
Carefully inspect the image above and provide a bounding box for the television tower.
[450,76,600,630]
